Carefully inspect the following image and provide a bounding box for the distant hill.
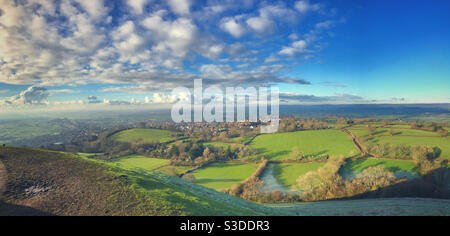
[0,147,448,216]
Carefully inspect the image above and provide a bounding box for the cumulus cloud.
[279,40,309,56]
[295,0,323,14]
[0,87,49,105]
[219,3,297,37]
[167,0,191,15]
[0,0,341,108]
[126,0,151,15]
[220,16,246,38]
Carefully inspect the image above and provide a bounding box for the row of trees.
[168,142,257,166]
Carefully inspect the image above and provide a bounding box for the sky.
[0,0,449,110]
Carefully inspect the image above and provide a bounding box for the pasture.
[110,155,169,171]
[158,165,193,176]
[348,126,450,159]
[271,162,326,190]
[110,128,177,143]
[341,158,418,178]
[250,130,358,160]
[192,163,259,190]
[373,136,450,159]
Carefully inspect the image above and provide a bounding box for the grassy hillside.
[1,147,448,216]
[0,147,283,216]
[110,128,177,143]
[251,130,358,160]
[192,163,259,190]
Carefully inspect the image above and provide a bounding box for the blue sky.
[0,0,449,107]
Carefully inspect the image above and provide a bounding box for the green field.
[192,163,259,190]
[251,130,358,160]
[110,155,169,171]
[341,158,418,178]
[372,136,450,159]
[272,162,326,189]
[158,165,193,176]
[349,127,441,137]
[348,126,450,159]
[110,128,177,143]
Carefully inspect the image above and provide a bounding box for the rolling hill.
[0,146,448,216]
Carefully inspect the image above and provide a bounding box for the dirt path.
[0,160,7,196]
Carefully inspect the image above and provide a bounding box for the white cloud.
[279,40,308,56]
[220,17,246,38]
[141,13,198,58]
[152,93,178,104]
[74,0,108,20]
[167,0,191,15]
[0,87,49,105]
[246,16,274,33]
[126,0,151,15]
[295,0,323,14]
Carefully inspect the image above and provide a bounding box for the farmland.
[347,125,450,159]
[192,163,259,190]
[340,158,418,178]
[250,130,358,160]
[109,155,169,171]
[110,128,177,143]
[270,162,326,190]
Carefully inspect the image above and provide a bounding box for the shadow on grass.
[341,159,418,176]
[0,201,54,216]
[344,167,450,200]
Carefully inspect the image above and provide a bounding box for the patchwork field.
[348,126,450,159]
[271,162,326,190]
[341,158,418,179]
[375,136,450,159]
[110,155,169,171]
[250,130,358,160]
[348,127,441,137]
[110,128,177,143]
[192,163,259,190]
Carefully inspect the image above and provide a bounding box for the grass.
[158,165,194,176]
[192,163,259,190]
[272,162,326,190]
[0,146,286,216]
[267,198,450,216]
[110,155,169,171]
[349,127,441,137]
[2,147,449,216]
[110,128,177,143]
[348,126,450,159]
[341,158,417,177]
[250,130,358,160]
[372,136,450,159]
